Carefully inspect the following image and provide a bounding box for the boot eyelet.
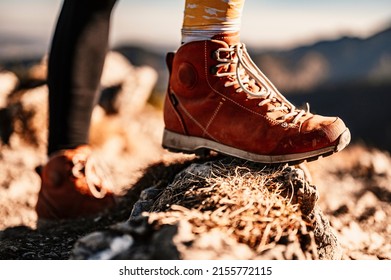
[212,50,219,60]
[281,122,288,128]
[210,66,219,75]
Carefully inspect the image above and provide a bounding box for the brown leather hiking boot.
[162,33,350,164]
[35,145,116,220]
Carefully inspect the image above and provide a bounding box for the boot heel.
[162,129,213,157]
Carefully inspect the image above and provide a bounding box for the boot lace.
[71,152,113,199]
[213,43,310,125]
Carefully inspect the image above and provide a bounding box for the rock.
[356,192,379,220]
[71,158,342,260]
[27,56,47,82]
[178,227,255,260]
[348,251,379,260]
[115,65,157,115]
[100,51,134,88]
[71,216,177,260]
[71,231,134,260]
[368,232,385,252]
[0,70,19,107]
[339,221,370,250]
[358,148,391,177]
[0,70,19,108]
[281,166,319,216]
[10,85,48,150]
[312,206,343,260]
[376,244,391,259]
[130,200,154,217]
[373,209,386,223]
[257,243,306,260]
[99,51,158,116]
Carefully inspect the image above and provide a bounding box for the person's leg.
[48,0,117,155]
[162,0,350,164]
[36,0,118,220]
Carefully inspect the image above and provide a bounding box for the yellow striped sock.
[182,0,245,43]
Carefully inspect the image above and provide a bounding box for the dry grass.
[148,160,312,254]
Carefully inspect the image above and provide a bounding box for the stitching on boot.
[176,100,218,142]
[204,98,225,137]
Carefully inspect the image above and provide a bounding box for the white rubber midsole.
[162,129,351,164]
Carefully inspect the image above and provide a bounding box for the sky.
[0,0,390,58]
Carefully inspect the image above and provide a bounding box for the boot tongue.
[211,32,241,46]
[211,32,261,94]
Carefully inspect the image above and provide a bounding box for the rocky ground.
[0,52,390,260]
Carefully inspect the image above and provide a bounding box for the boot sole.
[162,128,351,164]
